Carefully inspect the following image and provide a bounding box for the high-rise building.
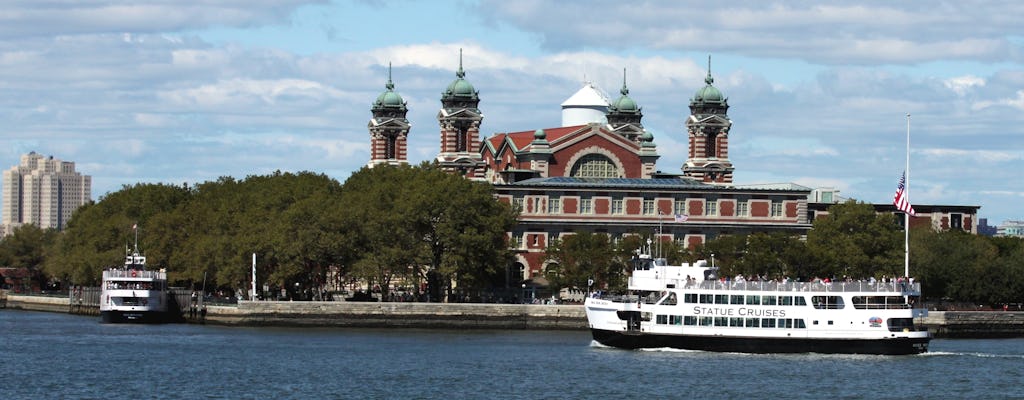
[2,151,91,234]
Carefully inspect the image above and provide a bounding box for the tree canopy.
[19,165,516,302]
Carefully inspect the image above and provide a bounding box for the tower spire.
[620,68,629,96]
[386,62,394,90]
[705,55,714,85]
[457,48,465,79]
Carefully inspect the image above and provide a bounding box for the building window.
[674,200,686,215]
[512,197,524,212]
[580,198,593,214]
[771,202,783,217]
[547,198,561,214]
[705,200,717,216]
[951,213,963,230]
[612,199,623,215]
[643,199,655,215]
[512,234,524,249]
[737,201,749,217]
[570,154,618,178]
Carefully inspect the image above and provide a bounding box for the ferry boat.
[585,252,931,355]
[99,237,169,323]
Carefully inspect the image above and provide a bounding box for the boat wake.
[920,351,1024,359]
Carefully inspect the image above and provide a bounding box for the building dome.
[444,63,477,99]
[534,129,546,140]
[609,69,639,112]
[692,56,726,104]
[373,63,406,110]
[693,77,724,103]
[375,85,405,107]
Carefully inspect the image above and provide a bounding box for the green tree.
[544,231,616,290]
[0,224,59,290]
[44,183,191,286]
[338,164,517,301]
[806,200,902,279]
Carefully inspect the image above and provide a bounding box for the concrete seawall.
[920,311,1024,338]
[4,292,1022,337]
[205,301,587,330]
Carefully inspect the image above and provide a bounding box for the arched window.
[570,154,618,178]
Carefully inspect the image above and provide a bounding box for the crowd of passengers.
[682,274,916,289]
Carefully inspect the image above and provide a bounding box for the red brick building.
[366,55,976,282]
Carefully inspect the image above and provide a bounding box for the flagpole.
[904,113,911,279]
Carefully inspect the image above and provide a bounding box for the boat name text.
[692,306,786,318]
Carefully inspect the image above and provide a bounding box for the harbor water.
[1,310,1022,399]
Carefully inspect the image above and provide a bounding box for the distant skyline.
[1,1,1022,224]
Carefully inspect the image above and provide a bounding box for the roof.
[732,183,813,191]
[507,176,710,189]
[486,125,586,153]
[504,177,814,193]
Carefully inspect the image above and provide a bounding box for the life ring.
[131,270,137,277]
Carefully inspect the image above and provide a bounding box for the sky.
[1,0,1023,226]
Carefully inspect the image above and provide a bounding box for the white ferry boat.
[99,240,169,323]
[585,252,930,355]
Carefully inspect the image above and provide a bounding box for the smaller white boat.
[99,231,169,323]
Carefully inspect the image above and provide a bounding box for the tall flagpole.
[904,113,911,278]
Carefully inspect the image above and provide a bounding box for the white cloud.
[972,90,1024,111]
[918,148,1021,163]
[159,78,344,108]
[944,75,985,96]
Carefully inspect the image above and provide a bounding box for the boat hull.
[100,310,172,324]
[591,328,930,355]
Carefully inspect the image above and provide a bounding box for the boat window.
[683,293,698,303]
[714,294,729,304]
[658,292,678,306]
[852,296,907,309]
[670,315,683,325]
[729,317,743,327]
[699,294,714,304]
[656,315,668,324]
[795,296,807,306]
[714,317,728,326]
[796,319,806,329]
[762,296,777,305]
[684,316,697,326]
[699,317,713,326]
[778,318,793,328]
[730,295,744,305]
[811,296,844,309]
[761,318,776,328]
[746,295,760,305]
[887,318,915,332]
[745,318,758,327]
[779,296,793,306]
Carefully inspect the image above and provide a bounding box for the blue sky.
[1,0,1023,225]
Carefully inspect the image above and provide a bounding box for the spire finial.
[620,68,629,96]
[456,48,465,79]
[705,55,714,85]
[386,62,395,91]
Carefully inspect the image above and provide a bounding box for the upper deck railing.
[103,269,166,280]
[631,278,920,295]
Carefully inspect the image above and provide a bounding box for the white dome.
[561,82,609,126]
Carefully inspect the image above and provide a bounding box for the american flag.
[893,171,916,216]
[674,214,688,223]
